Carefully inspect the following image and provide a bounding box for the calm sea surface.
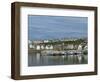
[28,53,88,66]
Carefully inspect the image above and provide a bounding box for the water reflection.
[28,53,88,66]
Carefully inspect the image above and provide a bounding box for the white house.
[29,44,33,48]
[43,40,49,43]
[36,45,41,50]
[67,44,74,49]
[49,45,53,49]
[41,45,44,49]
[45,45,53,50]
[84,45,88,50]
[78,44,82,50]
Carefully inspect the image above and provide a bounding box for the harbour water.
[28,53,88,66]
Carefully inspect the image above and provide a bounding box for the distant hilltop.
[28,37,87,44]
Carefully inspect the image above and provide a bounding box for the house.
[78,44,82,50]
[45,45,53,50]
[36,45,41,50]
[43,40,49,43]
[67,44,74,49]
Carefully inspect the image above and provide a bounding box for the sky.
[28,15,88,40]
